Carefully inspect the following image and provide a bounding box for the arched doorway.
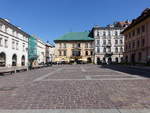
[103,57,106,63]
[87,57,92,63]
[115,57,118,63]
[108,57,112,64]
[21,55,25,66]
[97,57,101,65]
[12,54,17,66]
[0,52,6,67]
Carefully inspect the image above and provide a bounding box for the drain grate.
[0,87,17,91]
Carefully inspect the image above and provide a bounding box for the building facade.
[45,43,55,63]
[54,32,94,64]
[122,8,150,64]
[36,38,46,64]
[90,22,130,64]
[0,18,29,67]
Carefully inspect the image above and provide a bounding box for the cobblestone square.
[0,64,150,112]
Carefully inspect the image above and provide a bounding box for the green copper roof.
[54,32,94,42]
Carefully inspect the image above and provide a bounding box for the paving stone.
[0,64,149,109]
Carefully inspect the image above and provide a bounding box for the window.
[108,48,111,52]
[142,39,145,47]
[89,42,93,48]
[12,40,15,49]
[77,43,80,48]
[97,32,100,36]
[5,26,8,33]
[115,40,118,44]
[129,43,131,49]
[129,32,131,38]
[137,27,140,35]
[132,30,135,37]
[0,37,2,47]
[115,47,118,53]
[108,31,111,36]
[120,40,123,44]
[0,23,2,30]
[103,40,106,45]
[97,40,100,45]
[72,43,75,48]
[137,40,140,48]
[108,40,111,44]
[97,47,100,53]
[4,39,8,48]
[59,43,62,48]
[16,42,19,50]
[90,51,93,55]
[132,41,135,48]
[120,47,123,52]
[142,25,145,33]
[64,51,67,56]
[103,31,106,36]
[86,51,88,56]
[85,43,88,48]
[12,30,15,36]
[63,43,66,48]
[23,43,25,51]
[115,31,118,36]
[59,51,62,56]
[72,50,80,56]
[103,47,106,53]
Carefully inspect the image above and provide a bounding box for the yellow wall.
[54,41,94,63]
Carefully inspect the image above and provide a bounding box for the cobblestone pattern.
[0,64,149,109]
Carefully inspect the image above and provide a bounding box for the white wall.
[0,21,29,67]
[37,39,46,64]
[94,28,124,63]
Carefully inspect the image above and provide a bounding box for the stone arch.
[0,52,6,67]
[12,54,17,66]
[21,55,25,66]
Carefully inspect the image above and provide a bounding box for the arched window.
[12,54,17,66]
[21,55,25,66]
[0,52,6,67]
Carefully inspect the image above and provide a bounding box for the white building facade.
[91,25,125,64]
[45,43,55,63]
[36,38,46,64]
[0,18,29,67]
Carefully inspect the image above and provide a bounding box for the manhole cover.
[0,87,17,91]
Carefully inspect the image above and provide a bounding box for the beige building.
[54,32,94,63]
[122,8,150,64]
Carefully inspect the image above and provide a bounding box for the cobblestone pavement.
[0,64,150,111]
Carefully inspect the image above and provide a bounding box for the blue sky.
[0,0,150,43]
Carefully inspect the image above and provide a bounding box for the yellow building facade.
[54,32,94,64]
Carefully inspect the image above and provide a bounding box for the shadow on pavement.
[98,64,150,78]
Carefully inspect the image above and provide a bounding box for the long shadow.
[99,64,150,78]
